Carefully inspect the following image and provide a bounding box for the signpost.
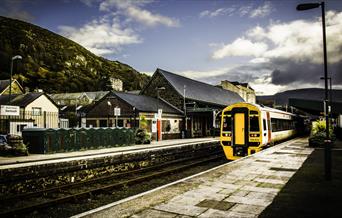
[114,107,121,127]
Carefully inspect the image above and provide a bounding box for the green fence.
[22,127,135,154]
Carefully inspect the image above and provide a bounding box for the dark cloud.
[270,57,342,86]
[197,62,274,86]
[0,0,35,22]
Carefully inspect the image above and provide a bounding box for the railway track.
[0,151,225,217]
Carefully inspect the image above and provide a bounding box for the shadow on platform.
[260,139,342,218]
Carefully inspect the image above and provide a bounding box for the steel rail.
[0,153,224,217]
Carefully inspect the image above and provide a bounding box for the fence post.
[44,111,47,128]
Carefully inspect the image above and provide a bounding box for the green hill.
[0,16,150,93]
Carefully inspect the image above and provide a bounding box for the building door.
[234,113,245,145]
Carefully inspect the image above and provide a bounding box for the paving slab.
[73,138,313,218]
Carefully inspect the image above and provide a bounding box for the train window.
[250,111,258,115]
[271,118,294,132]
[222,116,232,131]
[250,116,259,131]
[263,119,267,131]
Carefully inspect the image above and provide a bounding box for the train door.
[232,108,248,146]
[234,113,245,145]
[266,112,272,144]
[262,111,268,145]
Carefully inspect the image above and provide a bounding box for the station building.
[140,68,244,138]
[217,80,256,104]
[80,91,184,140]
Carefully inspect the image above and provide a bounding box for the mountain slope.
[257,88,342,105]
[0,16,149,93]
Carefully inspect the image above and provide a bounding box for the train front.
[220,102,263,160]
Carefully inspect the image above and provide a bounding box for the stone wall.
[0,141,220,196]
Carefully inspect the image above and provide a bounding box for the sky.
[1,0,342,95]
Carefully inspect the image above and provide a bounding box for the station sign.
[0,105,20,116]
[158,109,162,119]
[152,118,157,133]
[114,107,121,116]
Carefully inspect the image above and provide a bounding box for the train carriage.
[220,102,298,160]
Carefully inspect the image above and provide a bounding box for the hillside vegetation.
[0,16,149,93]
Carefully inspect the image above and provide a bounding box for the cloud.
[61,0,179,56]
[59,16,142,55]
[0,0,34,22]
[212,38,268,59]
[176,67,236,80]
[238,5,253,17]
[211,10,342,87]
[199,7,236,18]
[99,0,179,27]
[175,64,281,95]
[199,2,273,19]
[80,0,100,7]
[250,1,272,18]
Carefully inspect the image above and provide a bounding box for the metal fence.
[0,111,59,136]
[22,127,135,153]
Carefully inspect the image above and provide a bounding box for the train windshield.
[249,111,260,131]
[222,112,231,131]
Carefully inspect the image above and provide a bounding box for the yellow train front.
[220,102,297,160]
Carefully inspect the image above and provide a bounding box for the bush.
[0,135,29,156]
[309,120,336,147]
[135,128,151,145]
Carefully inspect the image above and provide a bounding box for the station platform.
[0,137,219,169]
[73,138,314,218]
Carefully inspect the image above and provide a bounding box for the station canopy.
[289,98,342,116]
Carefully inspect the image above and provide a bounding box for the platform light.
[297,2,331,180]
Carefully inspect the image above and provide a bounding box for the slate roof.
[0,80,10,93]
[155,68,244,106]
[114,92,183,115]
[0,79,24,94]
[85,91,109,101]
[50,91,109,103]
[0,92,45,107]
[289,98,342,115]
[230,81,254,91]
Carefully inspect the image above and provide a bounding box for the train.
[220,102,302,160]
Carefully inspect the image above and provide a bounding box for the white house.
[0,92,59,135]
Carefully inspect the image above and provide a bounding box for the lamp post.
[9,55,22,104]
[183,85,187,135]
[156,86,165,141]
[321,76,333,131]
[320,76,332,111]
[133,107,136,129]
[107,100,112,127]
[297,2,331,180]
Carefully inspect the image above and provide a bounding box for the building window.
[99,120,107,127]
[32,107,42,116]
